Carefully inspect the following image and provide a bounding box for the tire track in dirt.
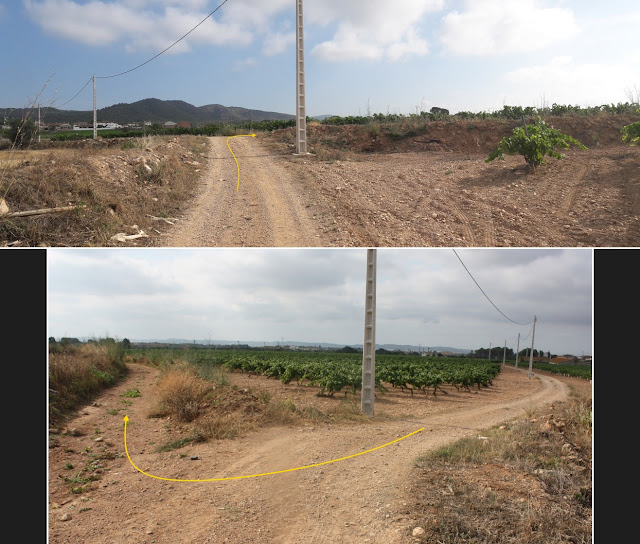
[444,198,477,244]
[163,136,325,247]
[557,164,587,215]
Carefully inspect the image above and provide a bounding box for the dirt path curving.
[162,136,328,247]
[48,364,580,544]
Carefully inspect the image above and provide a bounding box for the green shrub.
[621,121,640,145]
[8,119,37,148]
[486,117,586,172]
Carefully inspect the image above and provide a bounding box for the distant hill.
[121,338,472,353]
[1,98,295,125]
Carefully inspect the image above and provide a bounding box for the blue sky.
[47,248,593,356]
[2,0,639,117]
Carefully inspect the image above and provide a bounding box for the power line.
[452,249,534,326]
[53,76,93,109]
[97,0,232,79]
[50,0,232,108]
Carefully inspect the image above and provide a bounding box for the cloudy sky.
[47,248,593,356]
[2,1,638,117]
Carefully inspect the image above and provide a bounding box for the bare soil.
[48,363,589,544]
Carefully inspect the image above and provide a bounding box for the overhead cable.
[452,249,534,326]
[53,76,93,109]
[97,0,232,79]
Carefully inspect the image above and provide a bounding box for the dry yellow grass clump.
[152,363,208,422]
[49,340,127,426]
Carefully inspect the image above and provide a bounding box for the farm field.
[48,355,591,544]
[3,114,638,247]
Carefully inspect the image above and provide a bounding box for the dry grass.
[0,135,207,246]
[150,363,380,451]
[151,363,208,422]
[410,392,592,543]
[49,340,127,426]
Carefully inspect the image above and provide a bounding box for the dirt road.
[162,137,328,247]
[48,364,577,544]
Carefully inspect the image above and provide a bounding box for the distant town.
[1,120,192,132]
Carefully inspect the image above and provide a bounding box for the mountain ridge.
[1,98,295,125]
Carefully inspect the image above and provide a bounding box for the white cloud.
[24,0,143,47]
[504,56,639,106]
[232,57,258,72]
[439,0,579,56]
[261,31,295,57]
[308,0,443,62]
[22,0,286,52]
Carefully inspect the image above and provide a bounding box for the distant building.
[550,356,579,365]
[164,121,177,128]
[177,121,191,128]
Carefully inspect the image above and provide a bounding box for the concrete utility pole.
[361,249,377,416]
[515,332,520,369]
[93,74,97,140]
[528,315,537,379]
[502,340,506,366]
[295,0,307,154]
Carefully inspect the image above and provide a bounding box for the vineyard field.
[507,361,592,380]
[130,349,502,397]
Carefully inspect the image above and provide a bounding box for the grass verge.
[409,391,592,543]
[0,134,207,246]
[49,338,128,427]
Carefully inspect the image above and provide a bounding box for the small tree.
[486,117,586,173]
[9,118,37,148]
[621,113,640,145]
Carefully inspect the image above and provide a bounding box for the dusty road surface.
[162,137,329,247]
[48,364,580,544]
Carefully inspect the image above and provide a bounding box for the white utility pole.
[488,342,492,360]
[528,315,537,379]
[515,332,520,369]
[502,340,506,366]
[361,249,377,416]
[93,74,97,140]
[295,0,307,154]
[38,103,41,142]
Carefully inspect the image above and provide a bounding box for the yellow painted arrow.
[123,415,424,482]
[226,133,256,192]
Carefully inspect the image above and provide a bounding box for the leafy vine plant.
[621,109,640,146]
[486,116,587,173]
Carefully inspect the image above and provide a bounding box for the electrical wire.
[53,76,93,109]
[43,1,232,109]
[452,249,534,326]
[97,0,231,79]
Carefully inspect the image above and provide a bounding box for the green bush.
[8,118,37,148]
[621,121,640,145]
[486,117,586,172]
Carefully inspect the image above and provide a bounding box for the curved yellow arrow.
[123,415,423,482]
[226,134,256,192]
